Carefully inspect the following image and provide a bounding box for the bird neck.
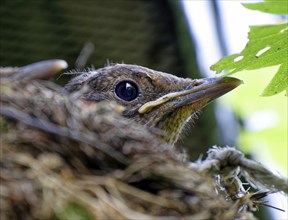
[156,105,196,145]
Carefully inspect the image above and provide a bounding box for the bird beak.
[138,76,242,114]
[4,60,68,81]
[174,76,242,109]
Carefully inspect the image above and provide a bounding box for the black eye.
[115,81,139,101]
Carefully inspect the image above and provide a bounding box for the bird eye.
[115,81,139,101]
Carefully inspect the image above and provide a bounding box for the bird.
[64,64,242,144]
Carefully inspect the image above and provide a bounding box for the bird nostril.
[184,80,204,90]
[193,80,204,86]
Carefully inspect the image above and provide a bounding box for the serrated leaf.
[210,0,288,96]
[243,0,288,15]
[211,23,288,74]
[262,63,288,96]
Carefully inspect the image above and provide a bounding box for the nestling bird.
[64,64,241,144]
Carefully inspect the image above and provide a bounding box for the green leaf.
[262,62,288,96]
[211,23,288,73]
[243,0,288,15]
[210,23,288,95]
[210,0,288,96]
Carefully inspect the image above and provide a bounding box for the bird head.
[64,64,242,144]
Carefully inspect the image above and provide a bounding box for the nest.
[0,76,279,220]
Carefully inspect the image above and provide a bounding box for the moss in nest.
[56,201,93,220]
[0,116,10,134]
